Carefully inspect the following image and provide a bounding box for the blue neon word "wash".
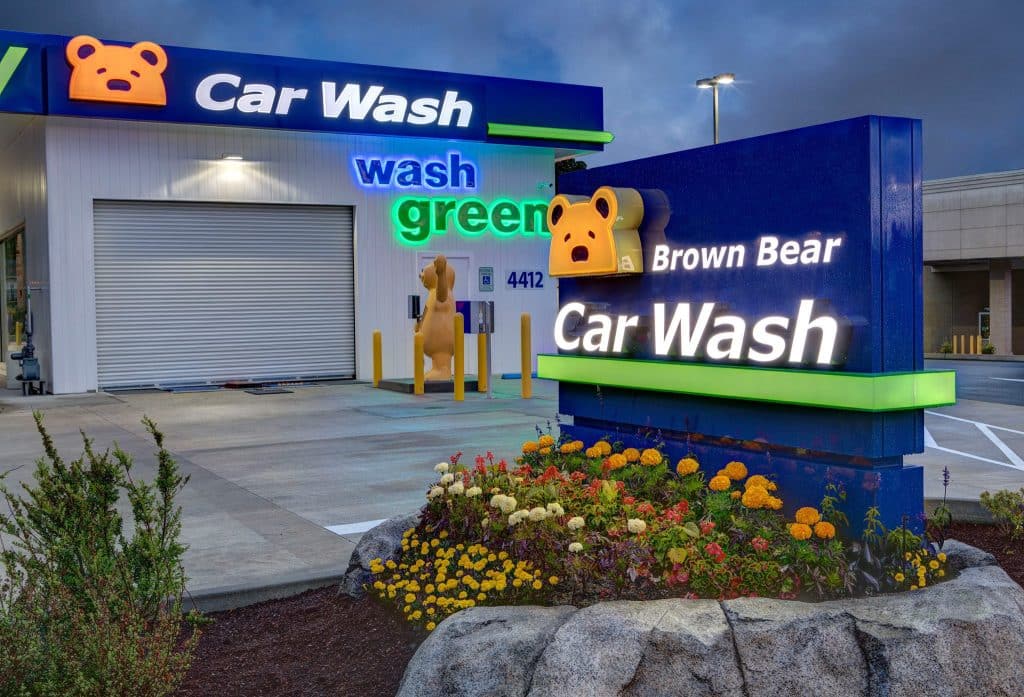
[353,153,477,189]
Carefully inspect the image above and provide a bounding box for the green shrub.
[982,343,996,355]
[939,340,953,354]
[0,412,201,697]
[980,488,1024,539]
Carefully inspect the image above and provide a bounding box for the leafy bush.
[939,340,953,354]
[370,440,948,632]
[980,488,1024,539]
[982,343,996,354]
[0,412,201,696]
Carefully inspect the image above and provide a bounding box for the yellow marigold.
[894,572,905,583]
[937,552,947,562]
[522,441,539,454]
[730,491,742,500]
[676,457,700,477]
[723,461,748,481]
[745,474,771,490]
[814,521,836,539]
[572,440,584,451]
[607,453,628,470]
[795,507,821,525]
[766,496,783,510]
[539,447,552,455]
[640,448,662,466]
[623,448,641,463]
[539,434,555,447]
[789,523,813,540]
[741,485,769,509]
[709,475,731,492]
[928,560,939,570]
[585,446,602,458]
[595,441,612,456]
[559,442,576,454]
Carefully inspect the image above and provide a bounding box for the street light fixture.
[695,73,735,144]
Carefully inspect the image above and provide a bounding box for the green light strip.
[537,354,956,412]
[487,122,614,144]
[0,46,28,98]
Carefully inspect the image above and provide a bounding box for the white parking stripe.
[326,519,388,536]
[926,410,1024,436]
[991,377,1024,383]
[975,423,1024,470]
[924,427,938,448]
[924,443,1015,469]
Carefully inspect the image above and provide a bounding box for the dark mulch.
[945,521,1024,586]
[176,587,425,697]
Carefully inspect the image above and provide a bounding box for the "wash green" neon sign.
[391,196,550,246]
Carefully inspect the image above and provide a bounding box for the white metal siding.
[93,201,354,388]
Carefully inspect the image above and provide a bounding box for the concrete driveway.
[0,379,556,608]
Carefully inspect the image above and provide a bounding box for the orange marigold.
[741,485,769,509]
[795,507,821,525]
[789,523,813,540]
[623,448,641,463]
[730,491,742,500]
[538,434,555,447]
[607,453,628,470]
[722,461,748,481]
[585,446,602,458]
[745,474,772,490]
[522,441,539,454]
[640,448,662,466]
[539,447,552,455]
[814,521,836,539]
[675,457,700,477]
[595,441,612,456]
[559,442,576,454]
[766,496,784,510]
[709,475,731,492]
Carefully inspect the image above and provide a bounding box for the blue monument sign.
[539,115,955,535]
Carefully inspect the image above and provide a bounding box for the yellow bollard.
[978,334,984,354]
[372,330,382,387]
[969,334,976,355]
[453,313,465,402]
[521,313,532,399]
[15,321,21,346]
[477,332,488,393]
[953,335,959,354]
[413,332,425,395]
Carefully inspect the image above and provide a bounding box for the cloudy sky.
[4,0,1022,178]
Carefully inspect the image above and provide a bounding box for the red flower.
[615,481,626,492]
[486,451,494,462]
[676,500,690,515]
[699,520,716,536]
[569,471,587,483]
[636,502,656,516]
[475,455,486,468]
[498,459,508,473]
[751,537,769,553]
[704,542,725,563]
[623,496,636,505]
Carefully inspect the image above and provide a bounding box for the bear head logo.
[66,35,168,107]
[547,187,623,277]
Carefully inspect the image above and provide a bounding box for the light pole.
[696,73,735,144]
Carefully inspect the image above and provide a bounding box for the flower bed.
[368,438,949,632]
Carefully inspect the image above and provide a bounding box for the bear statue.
[416,255,456,381]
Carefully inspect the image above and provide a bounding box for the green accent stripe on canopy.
[0,46,28,98]
[487,122,614,144]
[537,354,956,412]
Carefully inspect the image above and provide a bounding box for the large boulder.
[392,538,1024,696]
[339,512,419,598]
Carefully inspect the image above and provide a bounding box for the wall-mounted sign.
[0,28,608,150]
[506,271,545,289]
[539,116,956,536]
[478,266,494,292]
[353,153,478,190]
[391,196,549,246]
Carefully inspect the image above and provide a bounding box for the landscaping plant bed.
[946,521,1024,587]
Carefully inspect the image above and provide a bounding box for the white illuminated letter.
[706,315,746,360]
[437,91,473,127]
[788,299,838,364]
[653,302,714,357]
[408,97,440,125]
[612,315,640,352]
[651,244,670,272]
[824,237,842,262]
[554,302,585,351]
[322,82,383,119]
[582,314,613,352]
[196,73,240,111]
[748,316,790,363]
[757,236,779,266]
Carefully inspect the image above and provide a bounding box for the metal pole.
[713,83,719,144]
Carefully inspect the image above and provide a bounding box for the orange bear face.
[547,187,619,277]
[66,35,168,107]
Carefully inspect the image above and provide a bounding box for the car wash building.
[0,29,607,393]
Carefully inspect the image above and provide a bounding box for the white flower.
[427,486,444,500]
[434,462,450,474]
[490,494,506,509]
[567,516,585,531]
[448,481,465,496]
[466,486,482,497]
[528,506,548,522]
[440,473,455,485]
[546,502,565,517]
[568,542,584,553]
[490,487,501,494]
[627,518,647,534]
[508,512,522,527]
[499,496,518,514]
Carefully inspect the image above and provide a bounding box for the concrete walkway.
[2,375,1022,609]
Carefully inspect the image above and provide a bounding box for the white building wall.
[0,115,50,382]
[923,169,1024,262]
[43,117,558,393]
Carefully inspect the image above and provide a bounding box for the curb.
[924,353,1024,362]
[924,497,993,524]
[184,568,346,613]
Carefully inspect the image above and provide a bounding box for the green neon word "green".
[392,196,550,246]
[0,46,28,98]
[537,353,956,412]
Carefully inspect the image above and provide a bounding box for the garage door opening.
[93,201,355,389]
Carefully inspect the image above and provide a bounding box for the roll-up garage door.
[93,201,355,389]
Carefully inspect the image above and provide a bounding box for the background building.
[924,169,1024,355]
